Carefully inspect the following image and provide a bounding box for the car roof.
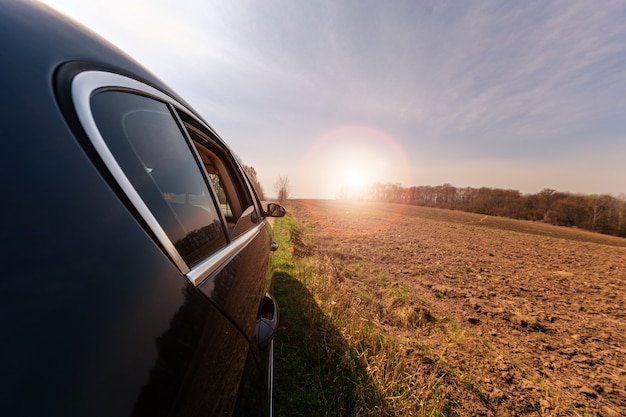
[0,0,201,127]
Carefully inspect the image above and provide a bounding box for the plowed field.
[287,199,626,416]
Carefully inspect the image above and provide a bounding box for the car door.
[69,68,276,415]
[179,116,278,415]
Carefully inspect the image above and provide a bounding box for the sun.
[339,164,370,189]
[347,171,366,188]
[298,124,411,199]
[336,165,372,199]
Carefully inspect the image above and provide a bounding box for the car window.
[90,91,227,266]
[179,114,259,239]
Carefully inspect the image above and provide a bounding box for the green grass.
[271,213,454,417]
[272,216,386,416]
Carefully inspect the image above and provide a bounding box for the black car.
[0,1,285,416]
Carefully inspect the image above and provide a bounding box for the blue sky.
[40,0,626,199]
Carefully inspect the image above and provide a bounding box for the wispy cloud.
[39,0,626,196]
[179,0,626,154]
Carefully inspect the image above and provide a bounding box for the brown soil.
[288,199,626,416]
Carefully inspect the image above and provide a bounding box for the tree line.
[236,155,265,200]
[236,155,291,204]
[337,183,626,238]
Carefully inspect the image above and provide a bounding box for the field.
[272,200,626,416]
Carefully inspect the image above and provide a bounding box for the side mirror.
[265,203,286,218]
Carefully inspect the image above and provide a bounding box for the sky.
[40,0,626,199]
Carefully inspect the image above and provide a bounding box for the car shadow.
[272,271,390,417]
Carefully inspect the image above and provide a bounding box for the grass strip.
[272,214,453,417]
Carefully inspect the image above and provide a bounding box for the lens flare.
[298,124,412,235]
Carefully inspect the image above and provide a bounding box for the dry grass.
[274,209,467,416]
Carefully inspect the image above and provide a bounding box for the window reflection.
[91,92,227,265]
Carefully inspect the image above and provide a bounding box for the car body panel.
[0,1,279,416]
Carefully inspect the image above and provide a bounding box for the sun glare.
[299,124,411,199]
[335,163,376,199]
[348,173,364,187]
[342,166,368,188]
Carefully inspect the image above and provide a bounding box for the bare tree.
[274,175,290,204]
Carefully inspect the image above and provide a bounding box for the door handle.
[256,293,279,350]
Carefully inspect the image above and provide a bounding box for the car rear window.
[90,91,227,265]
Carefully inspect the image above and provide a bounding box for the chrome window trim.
[73,72,226,274]
[186,222,264,286]
[72,70,265,286]
[72,71,190,274]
